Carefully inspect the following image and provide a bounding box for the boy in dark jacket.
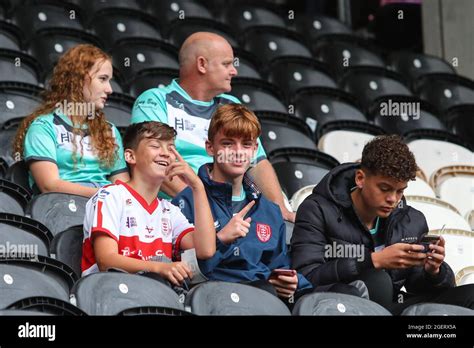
[292,135,474,314]
[173,104,313,302]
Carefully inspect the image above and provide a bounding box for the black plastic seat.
[229,77,287,113]
[220,1,287,34]
[0,156,7,178]
[118,306,192,316]
[401,303,474,316]
[0,255,78,294]
[28,28,103,78]
[128,68,179,99]
[0,126,18,164]
[0,49,42,85]
[166,18,238,48]
[89,8,161,50]
[293,292,392,315]
[0,178,30,214]
[147,0,213,26]
[372,96,447,136]
[313,36,385,79]
[387,51,456,84]
[71,271,185,315]
[7,296,87,315]
[233,48,263,80]
[293,87,368,138]
[0,82,42,128]
[256,111,317,156]
[26,192,89,237]
[0,263,70,308]
[268,57,336,102]
[78,0,145,23]
[100,92,134,131]
[0,212,53,257]
[0,20,23,50]
[5,160,31,193]
[444,104,474,150]
[185,281,291,315]
[50,225,83,278]
[111,38,179,84]
[414,73,474,114]
[242,26,311,64]
[293,14,353,43]
[339,66,412,112]
[12,2,85,42]
[269,148,339,197]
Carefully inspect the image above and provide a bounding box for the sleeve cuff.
[25,156,57,165]
[174,227,194,259]
[91,227,119,243]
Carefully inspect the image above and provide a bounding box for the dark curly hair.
[361,135,417,182]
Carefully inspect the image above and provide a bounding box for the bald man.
[131,32,295,222]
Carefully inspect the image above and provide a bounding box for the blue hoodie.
[172,163,312,291]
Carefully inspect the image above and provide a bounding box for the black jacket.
[291,163,455,295]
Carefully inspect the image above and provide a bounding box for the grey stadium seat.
[401,303,474,316]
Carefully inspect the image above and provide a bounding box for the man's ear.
[124,149,136,165]
[205,139,214,157]
[196,56,207,74]
[354,169,366,189]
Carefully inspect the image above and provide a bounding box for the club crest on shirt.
[125,198,133,206]
[161,218,171,237]
[256,223,272,243]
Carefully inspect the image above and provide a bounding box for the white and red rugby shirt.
[81,180,194,276]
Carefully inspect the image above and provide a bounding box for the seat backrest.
[5,160,31,194]
[71,272,184,315]
[318,130,375,163]
[229,78,287,113]
[26,192,89,237]
[7,296,87,316]
[185,281,291,315]
[148,0,213,26]
[290,185,316,212]
[401,303,474,316]
[0,49,42,85]
[294,14,352,42]
[455,266,474,286]
[50,225,83,278]
[0,179,30,215]
[0,82,43,128]
[101,92,134,130]
[292,292,392,315]
[128,68,179,98]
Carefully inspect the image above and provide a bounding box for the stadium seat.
[455,266,474,286]
[406,134,473,181]
[269,148,338,197]
[0,49,42,85]
[371,97,447,136]
[229,78,287,114]
[0,178,30,215]
[444,104,474,150]
[0,212,52,258]
[128,68,179,99]
[5,160,31,194]
[292,292,392,315]
[28,28,103,77]
[467,210,474,230]
[414,73,474,114]
[430,165,474,218]
[219,1,287,34]
[292,87,372,139]
[290,185,315,212]
[233,48,263,80]
[404,176,436,198]
[267,57,336,102]
[166,18,238,48]
[387,51,456,84]
[78,0,145,23]
[293,14,353,43]
[405,196,471,231]
[313,36,385,79]
[256,111,317,156]
[146,0,213,26]
[0,20,22,50]
[339,66,412,113]
[102,92,134,132]
[111,38,179,84]
[7,296,87,315]
[0,82,42,129]
[12,2,85,42]
[118,306,192,316]
[26,192,89,237]
[50,225,83,278]
[185,281,291,315]
[284,220,294,246]
[0,309,52,315]
[71,271,185,315]
[89,8,161,50]
[0,126,17,165]
[242,26,312,64]
[0,156,7,178]
[401,303,474,316]
[0,263,70,308]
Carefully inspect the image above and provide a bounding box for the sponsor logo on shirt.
[125,217,137,228]
[256,223,272,243]
[125,199,132,206]
[145,226,154,234]
[98,190,110,200]
[174,117,196,131]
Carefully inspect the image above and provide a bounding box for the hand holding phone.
[419,235,441,253]
[269,269,296,279]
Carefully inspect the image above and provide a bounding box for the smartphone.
[419,235,441,253]
[269,269,296,278]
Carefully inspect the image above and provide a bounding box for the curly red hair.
[13,44,118,168]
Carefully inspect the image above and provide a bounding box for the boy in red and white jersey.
[82,121,216,286]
